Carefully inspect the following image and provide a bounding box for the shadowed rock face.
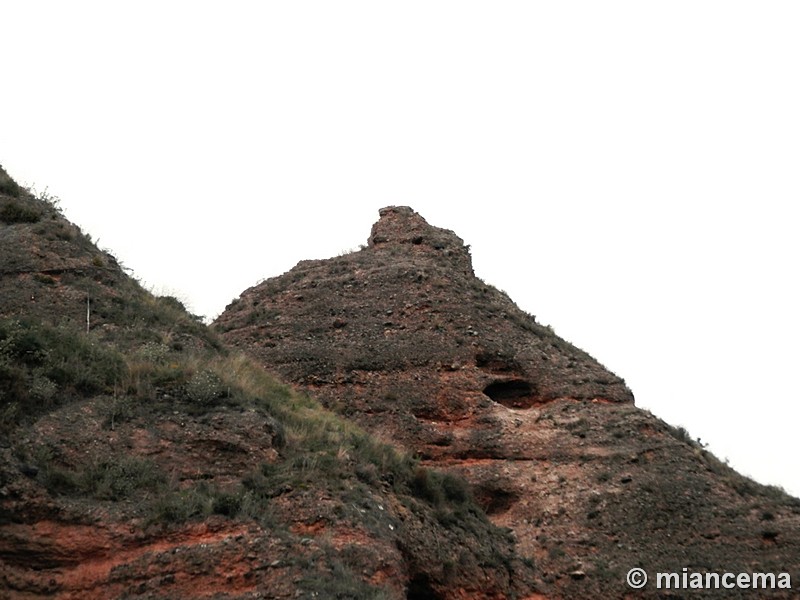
[219,206,800,599]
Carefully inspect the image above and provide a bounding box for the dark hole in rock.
[407,573,442,600]
[483,379,539,408]
[474,487,520,516]
[411,236,424,245]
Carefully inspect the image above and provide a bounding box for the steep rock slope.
[0,168,537,599]
[218,206,800,598]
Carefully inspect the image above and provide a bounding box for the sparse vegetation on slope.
[0,169,533,599]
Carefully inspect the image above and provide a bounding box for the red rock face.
[218,206,633,458]
[218,206,800,599]
[1,395,527,600]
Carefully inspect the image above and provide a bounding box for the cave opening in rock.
[482,379,538,408]
[406,573,442,600]
[474,487,520,516]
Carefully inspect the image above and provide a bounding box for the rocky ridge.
[218,206,800,598]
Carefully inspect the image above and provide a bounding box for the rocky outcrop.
[217,206,632,459]
[1,171,537,599]
[219,206,800,598]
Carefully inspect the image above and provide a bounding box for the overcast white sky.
[2,2,799,496]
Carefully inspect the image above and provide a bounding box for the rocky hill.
[0,166,537,599]
[217,206,800,598]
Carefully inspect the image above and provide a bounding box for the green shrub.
[0,362,27,404]
[80,457,166,500]
[101,395,137,429]
[137,341,171,364]
[30,374,58,403]
[39,465,81,495]
[441,472,470,504]
[150,483,257,524]
[0,201,41,223]
[33,273,57,286]
[186,369,227,404]
[158,295,189,313]
[211,491,243,516]
[0,171,21,197]
[410,467,440,503]
[151,485,214,523]
[666,424,696,446]
[33,448,164,501]
[0,319,127,425]
[299,557,391,599]
[409,467,471,506]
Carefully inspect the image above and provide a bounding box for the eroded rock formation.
[218,206,800,598]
